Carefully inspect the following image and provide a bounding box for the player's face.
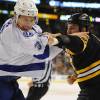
[67,23,79,34]
[17,15,36,31]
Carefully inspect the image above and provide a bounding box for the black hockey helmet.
[67,13,90,31]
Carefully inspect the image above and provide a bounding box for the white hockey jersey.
[0,18,62,82]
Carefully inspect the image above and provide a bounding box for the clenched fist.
[67,74,77,85]
[47,34,59,45]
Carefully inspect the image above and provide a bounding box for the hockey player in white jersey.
[0,0,61,100]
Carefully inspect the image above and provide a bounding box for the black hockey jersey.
[57,33,100,89]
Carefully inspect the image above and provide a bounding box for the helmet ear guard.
[79,13,90,28]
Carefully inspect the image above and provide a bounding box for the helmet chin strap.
[34,16,38,24]
[14,13,19,25]
[79,25,89,32]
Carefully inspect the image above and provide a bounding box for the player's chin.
[21,27,32,31]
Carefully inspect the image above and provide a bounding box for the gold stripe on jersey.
[66,49,75,55]
[70,33,89,52]
[79,34,89,51]
[77,70,100,82]
[76,60,100,74]
[78,65,100,78]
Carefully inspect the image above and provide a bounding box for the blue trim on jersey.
[0,19,12,33]
[34,45,49,59]
[23,31,34,37]
[0,62,45,72]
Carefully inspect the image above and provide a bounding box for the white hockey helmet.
[14,0,38,17]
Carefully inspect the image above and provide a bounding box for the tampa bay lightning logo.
[34,41,42,50]
[23,32,34,37]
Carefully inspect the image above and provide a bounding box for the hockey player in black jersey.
[55,13,100,100]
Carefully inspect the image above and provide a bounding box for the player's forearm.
[56,35,84,54]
